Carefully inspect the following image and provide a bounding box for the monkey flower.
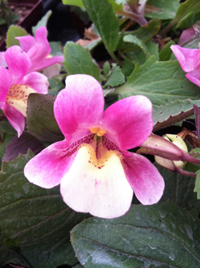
[171,44,200,87]
[16,26,64,73]
[24,74,164,219]
[0,45,49,137]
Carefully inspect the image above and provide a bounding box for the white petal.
[60,144,133,219]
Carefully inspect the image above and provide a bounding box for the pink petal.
[26,27,51,71]
[124,151,164,205]
[54,74,104,143]
[24,140,76,188]
[16,35,36,52]
[102,95,153,150]
[0,67,12,103]
[4,46,31,83]
[28,55,64,73]
[171,44,200,72]
[3,103,25,137]
[0,52,7,67]
[60,144,133,218]
[186,67,200,87]
[21,72,49,94]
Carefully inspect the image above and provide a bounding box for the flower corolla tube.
[171,43,200,87]
[0,45,49,137]
[24,74,164,219]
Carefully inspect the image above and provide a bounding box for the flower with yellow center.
[0,45,49,137]
[24,74,164,219]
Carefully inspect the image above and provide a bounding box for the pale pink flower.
[16,26,64,73]
[24,74,164,219]
[171,44,200,87]
[0,45,49,137]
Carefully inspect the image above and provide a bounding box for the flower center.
[89,126,106,137]
[6,84,36,117]
[80,137,122,169]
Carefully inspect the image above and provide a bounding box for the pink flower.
[16,26,64,73]
[171,44,200,87]
[0,45,49,137]
[24,74,164,219]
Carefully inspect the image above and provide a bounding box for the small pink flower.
[171,43,200,87]
[0,45,49,137]
[24,74,164,219]
[16,26,64,73]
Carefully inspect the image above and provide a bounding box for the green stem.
[109,51,122,65]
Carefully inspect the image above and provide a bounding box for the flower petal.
[21,72,49,94]
[28,55,64,73]
[60,145,133,218]
[4,46,31,83]
[124,151,164,205]
[3,104,25,137]
[171,45,200,72]
[0,67,12,103]
[102,95,153,150]
[24,140,76,188]
[54,74,104,143]
[16,35,36,52]
[186,67,200,87]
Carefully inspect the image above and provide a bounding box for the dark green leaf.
[123,35,150,58]
[63,42,100,81]
[104,66,125,87]
[0,121,16,135]
[83,0,119,53]
[71,201,200,268]
[118,19,160,53]
[115,57,200,106]
[195,169,200,199]
[26,93,64,142]
[6,25,28,48]
[145,0,179,20]
[122,58,134,77]
[153,99,200,131]
[159,41,176,61]
[0,153,86,267]
[176,10,200,30]
[157,164,200,212]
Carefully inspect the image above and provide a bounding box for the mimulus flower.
[16,26,64,73]
[24,74,164,219]
[0,45,49,137]
[171,43,200,87]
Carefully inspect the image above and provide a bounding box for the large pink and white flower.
[16,26,64,73]
[171,43,200,87]
[0,45,49,137]
[24,74,164,219]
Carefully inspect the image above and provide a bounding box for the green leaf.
[83,0,119,53]
[123,35,151,58]
[104,66,125,87]
[118,19,160,53]
[62,0,85,8]
[159,41,176,61]
[32,10,52,35]
[0,153,86,267]
[103,61,110,76]
[173,0,200,28]
[145,0,179,20]
[176,10,200,30]
[63,42,100,81]
[71,201,200,268]
[6,25,28,48]
[0,121,16,135]
[122,58,134,77]
[26,93,64,142]
[153,99,200,131]
[115,57,200,106]
[195,169,200,199]
[157,164,200,212]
